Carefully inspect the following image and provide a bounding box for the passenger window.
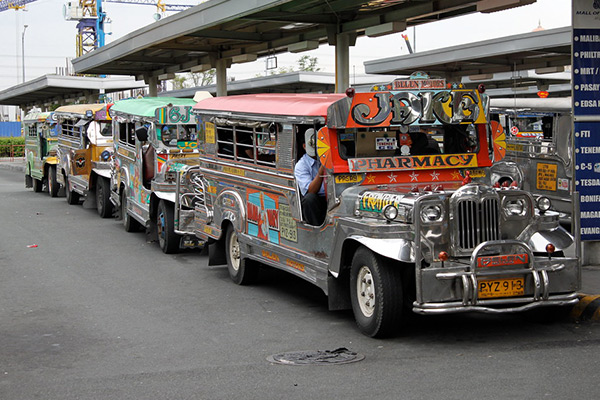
[215,123,276,167]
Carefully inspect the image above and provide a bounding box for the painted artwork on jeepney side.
[247,190,280,244]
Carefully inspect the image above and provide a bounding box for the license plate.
[478,278,525,299]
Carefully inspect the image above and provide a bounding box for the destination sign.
[348,153,478,173]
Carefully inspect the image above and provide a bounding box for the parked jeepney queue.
[23,74,581,337]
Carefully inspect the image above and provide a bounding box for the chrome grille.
[456,198,500,250]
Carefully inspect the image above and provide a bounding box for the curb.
[570,294,600,322]
[0,162,25,173]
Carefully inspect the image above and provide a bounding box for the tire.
[225,226,258,285]
[121,189,142,232]
[33,177,43,193]
[48,166,59,198]
[96,177,114,218]
[65,175,80,205]
[157,200,181,254]
[350,247,404,338]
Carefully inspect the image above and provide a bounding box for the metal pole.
[21,25,28,83]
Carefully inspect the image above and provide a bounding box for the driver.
[294,128,326,226]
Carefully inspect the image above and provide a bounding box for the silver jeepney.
[109,97,202,253]
[176,81,580,337]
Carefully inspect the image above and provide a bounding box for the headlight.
[382,204,398,222]
[537,196,551,212]
[100,150,112,161]
[504,199,527,216]
[421,204,443,222]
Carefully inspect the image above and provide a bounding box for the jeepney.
[55,103,115,217]
[490,97,573,221]
[23,111,59,194]
[110,97,202,253]
[175,75,580,338]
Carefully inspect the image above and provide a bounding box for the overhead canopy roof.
[162,71,397,98]
[72,0,537,79]
[0,75,146,108]
[364,26,571,96]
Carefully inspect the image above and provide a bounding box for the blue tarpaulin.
[0,122,21,137]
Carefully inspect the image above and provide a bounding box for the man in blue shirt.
[295,128,327,226]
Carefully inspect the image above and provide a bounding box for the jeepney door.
[71,148,91,176]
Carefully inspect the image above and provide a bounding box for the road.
[1,168,599,400]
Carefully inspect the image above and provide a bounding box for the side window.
[216,125,234,159]
[215,122,277,167]
[118,122,136,146]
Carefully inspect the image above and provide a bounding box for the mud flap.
[208,236,227,266]
[25,174,33,188]
[146,219,157,244]
[82,192,97,209]
[327,273,351,311]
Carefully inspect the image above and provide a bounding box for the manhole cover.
[267,347,364,365]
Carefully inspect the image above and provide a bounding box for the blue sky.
[0,0,572,91]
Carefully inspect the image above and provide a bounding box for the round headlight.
[537,196,551,212]
[100,150,112,161]
[505,199,526,216]
[382,204,398,222]
[421,205,442,222]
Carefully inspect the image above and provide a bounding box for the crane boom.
[0,0,37,12]
[104,0,192,12]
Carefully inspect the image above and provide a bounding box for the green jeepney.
[110,97,203,253]
[23,111,59,194]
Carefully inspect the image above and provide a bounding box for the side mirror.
[135,126,149,142]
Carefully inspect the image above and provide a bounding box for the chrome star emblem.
[409,171,419,182]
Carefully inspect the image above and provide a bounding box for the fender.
[213,189,246,238]
[92,168,112,179]
[348,235,416,264]
[528,226,573,252]
[154,191,176,203]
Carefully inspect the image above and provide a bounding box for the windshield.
[506,114,552,139]
[338,124,479,159]
[157,124,197,147]
[87,121,113,145]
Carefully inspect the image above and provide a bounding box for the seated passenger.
[294,128,327,226]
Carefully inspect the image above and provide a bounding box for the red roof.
[193,93,346,117]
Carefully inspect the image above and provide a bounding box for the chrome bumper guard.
[413,240,580,315]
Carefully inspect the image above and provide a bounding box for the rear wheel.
[157,200,181,254]
[65,175,80,205]
[350,247,404,338]
[96,177,113,218]
[121,189,142,232]
[32,177,43,193]
[225,226,258,285]
[48,166,59,198]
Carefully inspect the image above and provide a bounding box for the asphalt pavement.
[2,157,598,323]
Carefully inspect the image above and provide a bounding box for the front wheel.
[225,226,258,285]
[350,247,404,338]
[48,166,59,198]
[96,177,113,218]
[157,200,181,254]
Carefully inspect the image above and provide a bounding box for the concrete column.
[216,58,228,97]
[148,76,158,97]
[335,33,350,93]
